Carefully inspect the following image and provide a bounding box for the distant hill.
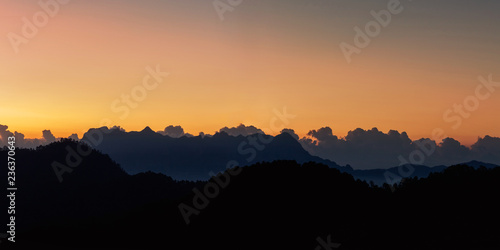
[351,161,499,186]
[458,160,500,169]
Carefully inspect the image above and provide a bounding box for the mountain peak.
[274,131,297,141]
[213,131,230,137]
[141,126,155,134]
[459,160,499,169]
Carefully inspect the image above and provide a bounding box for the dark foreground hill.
[1,140,499,249]
[0,140,203,247]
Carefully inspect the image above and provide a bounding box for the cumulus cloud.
[0,124,62,148]
[0,125,33,148]
[300,126,500,169]
[470,135,500,163]
[0,125,14,145]
[13,131,27,148]
[42,130,57,144]
[158,125,185,138]
[281,128,299,140]
[68,133,79,141]
[433,137,470,163]
[2,123,500,169]
[218,124,265,137]
[198,132,212,138]
[302,127,413,167]
[110,126,126,132]
[14,131,25,141]
[307,127,338,142]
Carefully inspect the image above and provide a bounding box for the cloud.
[198,132,211,138]
[218,124,264,137]
[281,128,299,140]
[42,130,57,144]
[0,124,55,148]
[307,127,338,142]
[299,126,493,169]
[470,135,500,163]
[0,125,14,145]
[435,137,470,161]
[13,131,28,148]
[2,123,500,169]
[110,126,126,132]
[68,133,79,140]
[472,135,500,153]
[14,131,25,141]
[159,125,185,138]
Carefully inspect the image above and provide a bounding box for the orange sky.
[1,0,499,146]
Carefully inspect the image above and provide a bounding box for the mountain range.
[81,126,350,180]
[81,126,499,183]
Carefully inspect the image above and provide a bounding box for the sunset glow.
[1,0,499,145]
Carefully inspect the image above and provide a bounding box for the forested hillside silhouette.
[1,140,499,249]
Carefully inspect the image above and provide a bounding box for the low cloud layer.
[2,123,500,169]
[300,127,500,169]
[42,130,57,144]
[0,125,65,149]
[218,124,265,136]
[157,125,187,138]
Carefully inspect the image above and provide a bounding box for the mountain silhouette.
[351,160,499,186]
[80,126,498,185]
[140,126,157,134]
[81,127,351,180]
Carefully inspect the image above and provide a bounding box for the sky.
[1,0,499,146]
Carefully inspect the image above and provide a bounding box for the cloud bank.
[0,125,61,149]
[218,124,265,137]
[300,126,500,169]
[157,125,187,138]
[2,123,499,169]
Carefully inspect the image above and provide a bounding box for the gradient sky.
[1,0,499,145]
